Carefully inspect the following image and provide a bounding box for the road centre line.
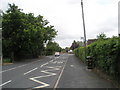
[0,64,27,73]
[53,57,68,89]
[1,59,41,73]
[24,67,38,75]
[0,80,12,87]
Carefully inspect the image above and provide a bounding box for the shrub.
[74,37,120,81]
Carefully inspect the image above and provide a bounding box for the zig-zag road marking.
[50,61,64,64]
[40,62,49,68]
[29,66,62,89]
[29,78,49,88]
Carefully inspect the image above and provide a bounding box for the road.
[1,54,116,89]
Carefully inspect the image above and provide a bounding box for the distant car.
[55,52,60,56]
[68,50,73,54]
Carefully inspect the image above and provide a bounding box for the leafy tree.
[65,47,70,52]
[70,40,79,50]
[77,41,84,47]
[45,41,61,55]
[2,4,57,60]
[97,33,106,40]
[2,4,26,59]
[43,25,57,43]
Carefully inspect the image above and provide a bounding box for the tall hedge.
[74,47,86,62]
[74,37,120,81]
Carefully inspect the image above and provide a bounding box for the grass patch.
[3,58,12,63]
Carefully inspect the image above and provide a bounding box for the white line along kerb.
[0,80,12,87]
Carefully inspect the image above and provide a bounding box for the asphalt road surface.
[1,54,115,89]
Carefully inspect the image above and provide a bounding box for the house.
[87,39,97,45]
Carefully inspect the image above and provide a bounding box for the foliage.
[65,47,70,52]
[74,37,120,81]
[45,41,62,55]
[97,33,106,40]
[74,47,85,62]
[70,40,79,50]
[3,58,12,63]
[2,4,57,60]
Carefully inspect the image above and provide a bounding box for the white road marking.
[0,64,27,73]
[24,67,38,75]
[29,66,62,88]
[44,66,61,71]
[57,61,63,64]
[54,57,68,89]
[40,62,49,67]
[0,80,12,87]
[49,60,54,62]
[70,65,74,67]
[30,78,50,88]
[46,66,62,69]
[1,59,42,73]
[50,61,64,64]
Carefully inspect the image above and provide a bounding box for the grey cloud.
[96,0,113,5]
[96,17,117,33]
[119,1,120,34]
[55,34,81,41]
[67,0,81,5]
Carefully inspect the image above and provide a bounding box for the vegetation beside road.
[3,58,12,63]
[2,4,62,61]
[74,34,120,85]
[45,41,62,55]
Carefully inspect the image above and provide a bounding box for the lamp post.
[81,0,87,62]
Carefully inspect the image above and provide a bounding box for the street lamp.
[81,0,87,62]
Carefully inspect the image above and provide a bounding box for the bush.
[74,37,120,81]
[74,47,86,62]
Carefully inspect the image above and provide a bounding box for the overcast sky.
[1,0,119,48]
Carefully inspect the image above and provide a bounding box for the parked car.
[55,52,60,56]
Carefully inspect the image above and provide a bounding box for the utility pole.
[0,10,2,65]
[81,0,87,62]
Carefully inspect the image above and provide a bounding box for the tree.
[97,33,106,40]
[78,41,84,47]
[2,4,57,60]
[45,41,62,55]
[2,3,26,60]
[65,47,70,52]
[70,40,79,50]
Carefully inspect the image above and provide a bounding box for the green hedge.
[74,37,120,81]
[74,47,86,62]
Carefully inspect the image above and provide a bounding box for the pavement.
[1,54,117,89]
[57,54,114,88]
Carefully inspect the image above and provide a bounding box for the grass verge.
[3,58,12,64]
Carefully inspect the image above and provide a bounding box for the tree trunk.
[11,52,14,62]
